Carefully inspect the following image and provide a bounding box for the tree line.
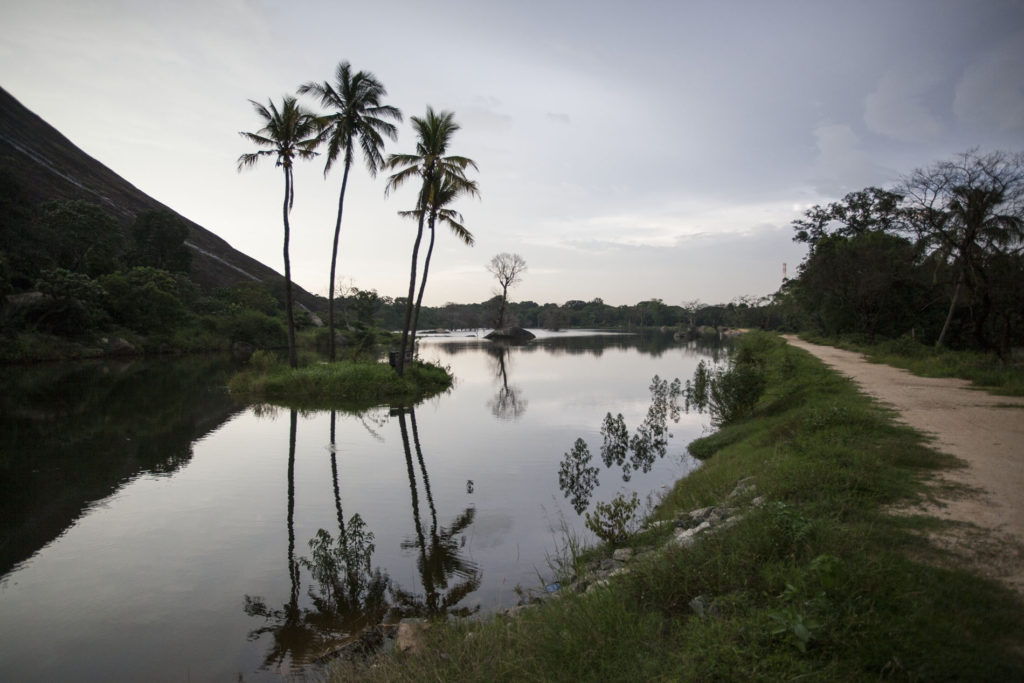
[775,149,1024,358]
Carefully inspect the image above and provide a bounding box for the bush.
[100,267,192,333]
[585,491,640,545]
[216,309,287,348]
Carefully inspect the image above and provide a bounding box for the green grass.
[802,333,1024,396]
[328,332,1024,681]
[227,355,453,410]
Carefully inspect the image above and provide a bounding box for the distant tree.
[130,210,192,272]
[298,62,401,361]
[385,107,478,375]
[237,96,325,368]
[487,252,527,328]
[900,150,1024,349]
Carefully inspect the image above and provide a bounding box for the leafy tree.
[487,252,527,328]
[792,187,905,244]
[129,210,192,272]
[385,108,478,375]
[900,150,1024,349]
[40,200,125,277]
[100,267,192,333]
[237,96,325,368]
[26,268,108,335]
[795,232,930,341]
[298,62,401,361]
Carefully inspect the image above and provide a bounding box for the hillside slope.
[0,86,319,308]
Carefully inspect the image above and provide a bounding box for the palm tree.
[385,108,478,375]
[398,175,478,345]
[298,63,402,361]
[237,96,324,368]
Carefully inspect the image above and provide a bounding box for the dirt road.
[783,336,1024,593]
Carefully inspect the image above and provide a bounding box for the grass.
[801,332,1024,396]
[328,332,1024,681]
[227,352,454,410]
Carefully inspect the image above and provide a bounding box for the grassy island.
[228,352,453,409]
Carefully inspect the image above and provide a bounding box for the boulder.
[484,326,536,342]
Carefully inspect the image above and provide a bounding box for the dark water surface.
[0,331,716,681]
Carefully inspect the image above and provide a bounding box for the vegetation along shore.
[327,333,1024,680]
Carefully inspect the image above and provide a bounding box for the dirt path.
[783,336,1024,593]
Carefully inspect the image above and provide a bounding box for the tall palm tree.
[398,175,478,345]
[237,97,324,368]
[384,108,478,375]
[298,63,402,361]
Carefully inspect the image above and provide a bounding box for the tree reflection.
[486,344,527,420]
[244,409,315,669]
[559,376,683,512]
[245,409,390,671]
[393,407,481,618]
[558,438,600,514]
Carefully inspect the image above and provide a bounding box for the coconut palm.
[298,62,402,361]
[385,108,478,375]
[398,174,478,344]
[237,96,324,368]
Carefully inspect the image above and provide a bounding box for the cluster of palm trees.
[237,61,478,372]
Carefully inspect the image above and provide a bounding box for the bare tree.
[487,252,527,328]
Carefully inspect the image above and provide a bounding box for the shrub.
[585,491,640,545]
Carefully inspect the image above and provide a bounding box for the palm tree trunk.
[327,161,352,362]
[287,409,299,609]
[282,167,298,369]
[397,209,426,376]
[936,269,964,349]
[410,213,437,346]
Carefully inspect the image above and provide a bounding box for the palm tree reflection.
[486,344,527,420]
[245,409,390,672]
[392,407,481,617]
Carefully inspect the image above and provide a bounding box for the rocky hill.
[0,86,320,309]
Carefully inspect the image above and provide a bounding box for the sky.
[1,0,1022,307]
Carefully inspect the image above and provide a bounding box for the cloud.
[864,65,944,142]
[953,31,1024,132]
[546,112,571,124]
[812,123,889,195]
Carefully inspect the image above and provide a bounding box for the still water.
[0,331,716,681]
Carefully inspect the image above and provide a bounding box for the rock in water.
[484,326,536,342]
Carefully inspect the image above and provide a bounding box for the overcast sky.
[1,0,1022,307]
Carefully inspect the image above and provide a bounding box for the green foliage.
[684,335,768,426]
[217,281,281,316]
[100,266,191,333]
[19,268,109,335]
[40,200,125,277]
[211,309,286,348]
[585,491,640,545]
[228,359,453,410]
[129,210,192,272]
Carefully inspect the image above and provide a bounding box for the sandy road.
[783,336,1024,592]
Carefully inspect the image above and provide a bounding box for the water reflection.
[245,409,392,671]
[558,375,683,511]
[0,356,242,575]
[485,344,527,420]
[393,407,481,618]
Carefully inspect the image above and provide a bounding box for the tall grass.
[329,333,1024,681]
[228,356,453,410]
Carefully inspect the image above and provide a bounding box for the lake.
[0,330,717,681]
